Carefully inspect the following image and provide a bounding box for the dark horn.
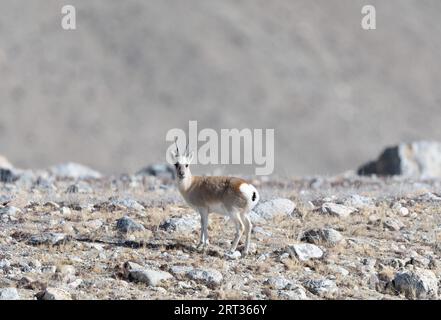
[174,137,179,155]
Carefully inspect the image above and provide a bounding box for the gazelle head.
[170,137,194,180]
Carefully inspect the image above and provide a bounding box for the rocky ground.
[1,162,441,300]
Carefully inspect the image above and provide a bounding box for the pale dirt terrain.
[1,169,440,300]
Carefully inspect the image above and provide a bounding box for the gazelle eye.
[185,164,188,168]
[174,163,179,168]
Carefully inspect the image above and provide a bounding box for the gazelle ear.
[187,151,194,163]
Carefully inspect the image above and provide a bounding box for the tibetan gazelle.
[170,139,260,255]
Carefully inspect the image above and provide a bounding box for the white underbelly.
[207,202,230,216]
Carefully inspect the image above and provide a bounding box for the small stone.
[399,207,409,216]
[37,287,72,300]
[225,251,241,260]
[60,207,72,215]
[304,279,338,297]
[44,201,60,209]
[186,268,223,288]
[116,216,145,233]
[383,218,404,231]
[57,265,76,276]
[301,228,343,247]
[289,243,324,261]
[0,259,11,269]
[41,265,57,273]
[264,276,292,290]
[0,287,20,300]
[322,203,357,218]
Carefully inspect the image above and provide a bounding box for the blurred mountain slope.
[1,0,440,176]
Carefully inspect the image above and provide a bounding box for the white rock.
[343,195,374,209]
[60,207,72,215]
[0,155,13,169]
[399,207,409,216]
[253,198,296,220]
[0,287,20,300]
[124,262,173,286]
[289,243,324,261]
[322,203,357,218]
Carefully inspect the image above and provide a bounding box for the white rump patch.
[239,183,260,209]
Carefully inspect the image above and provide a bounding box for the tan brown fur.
[183,176,248,209]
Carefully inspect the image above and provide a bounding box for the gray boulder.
[136,163,175,179]
[116,216,145,233]
[49,162,102,179]
[0,169,19,183]
[392,268,438,299]
[358,141,441,178]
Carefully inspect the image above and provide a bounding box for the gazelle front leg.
[229,210,245,253]
[197,208,209,249]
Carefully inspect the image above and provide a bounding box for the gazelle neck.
[177,173,193,193]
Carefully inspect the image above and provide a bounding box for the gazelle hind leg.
[241,213,252,255]
[229,209,245,253]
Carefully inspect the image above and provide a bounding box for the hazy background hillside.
[1,0,441,176]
